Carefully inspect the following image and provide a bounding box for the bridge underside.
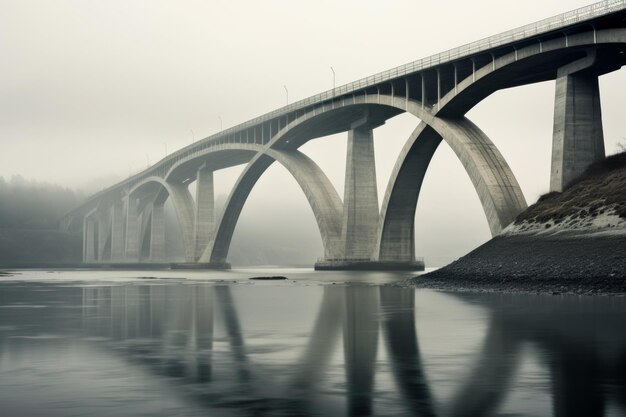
[70,23,626,270]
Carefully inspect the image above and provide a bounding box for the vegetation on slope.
[515,151,626,227]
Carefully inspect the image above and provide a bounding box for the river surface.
[0,269,624,417]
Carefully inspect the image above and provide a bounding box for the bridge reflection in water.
[1,282,625,416]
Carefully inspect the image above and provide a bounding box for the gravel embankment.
[411,233,626,295]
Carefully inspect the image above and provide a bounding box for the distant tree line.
[0,176,83,229]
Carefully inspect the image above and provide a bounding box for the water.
[0,269,624,417]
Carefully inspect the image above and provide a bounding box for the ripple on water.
[0,304,47,308]
[8,334,64,340]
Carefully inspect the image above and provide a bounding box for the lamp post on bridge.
[218,116,223,132]
[284,85,289,105]
[330,66,336,89]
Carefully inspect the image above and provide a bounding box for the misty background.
[1,0,625,266]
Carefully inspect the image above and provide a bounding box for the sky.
[1,0,625,265]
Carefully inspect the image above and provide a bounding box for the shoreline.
[407,233,625,296]
[407,274,626,296]
[407,153,626,297]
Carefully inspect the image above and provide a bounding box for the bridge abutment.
[550,56,605,192]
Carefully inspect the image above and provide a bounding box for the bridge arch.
[376,117,527,261]
[267,94,525,261]
[377,28,626,261]
[199,148,343,263]
[163,146,260,184]
[128,176,196,262]
[196,92,525,264]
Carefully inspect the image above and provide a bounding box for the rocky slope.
[412,152,626,295]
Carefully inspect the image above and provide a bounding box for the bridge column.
[342,123,379,260]
[150,202,166,262]
[83,216,96,263]
[110,199,125,262]
[96,210,110,261]
[124,195,140,262]
[194,165,215,261]
[550,56,604,192]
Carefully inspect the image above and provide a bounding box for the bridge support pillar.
[110,200,125,262]
[150,203,166,262]
[342,123,379,260]
[83,216,96,263]
[550,60,604,192]
[194,166,215,261]
[316,120,425,271]
[97,210,110,261]
[124,196,140,261]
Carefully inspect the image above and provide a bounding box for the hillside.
[412,152,626,295]
[509,151,626,236]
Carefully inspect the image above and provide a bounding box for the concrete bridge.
[62,0,626,269]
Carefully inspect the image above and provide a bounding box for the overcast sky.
[2,0,625,265]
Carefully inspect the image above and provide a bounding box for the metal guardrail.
[73,0,626,210]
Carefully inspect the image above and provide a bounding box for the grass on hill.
[515,151,626,225]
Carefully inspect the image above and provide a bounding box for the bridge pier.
[110,200,125,262]
[83,216,96,263]
[550,55,605,192]
[124,195,140,261]
[341,123,379,259]
[315,122,383,270]
[194,166,215,261]
[149,202,166,262]
[315,121,425,271]
[96,209,110,261]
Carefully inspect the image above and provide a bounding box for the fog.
[1,0,625,266]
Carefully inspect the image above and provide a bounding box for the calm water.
[0,269,624,417]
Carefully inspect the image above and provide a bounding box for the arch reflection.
[26,283,623,416]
